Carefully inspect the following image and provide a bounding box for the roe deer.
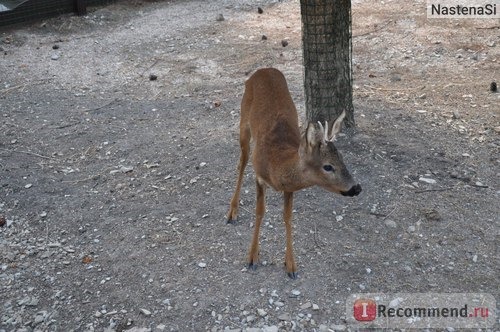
[227,68,361,279]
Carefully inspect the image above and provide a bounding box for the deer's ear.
[306,122,322,148]
[330,110,346,140]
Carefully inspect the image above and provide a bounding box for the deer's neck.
[261,142,311,192]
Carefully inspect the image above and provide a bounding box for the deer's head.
[302,111,362,197]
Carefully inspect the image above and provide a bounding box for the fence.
[0,0,116,27]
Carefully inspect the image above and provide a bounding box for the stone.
[384,219,397,228]
[139,308,151,316]
[419,177,436,184]
[300,302,312,309]
[257,308,267,317]
[278,313,291,321]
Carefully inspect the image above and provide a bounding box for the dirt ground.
[0,0,499,331]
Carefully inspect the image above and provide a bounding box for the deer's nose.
[341,184,362,197]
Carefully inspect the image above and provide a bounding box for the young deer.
[227,68,361,279]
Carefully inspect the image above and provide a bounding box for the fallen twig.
[83,99,118,113]
[0,79,52,95]
[382,207,397,221]
[0,148,52,160]
[0,84,26,94]
[475,26,499,30]
[61,174,100,184]
[414,187,454,194]
[353,21,392,37]
[140,58,161,77]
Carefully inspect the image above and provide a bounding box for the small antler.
[317,120,335,142]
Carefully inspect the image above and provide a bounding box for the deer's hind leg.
[247,178,266,269]
[227,124,251,223]
[283,191,298,279]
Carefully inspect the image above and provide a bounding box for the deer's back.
[242,68,299,144]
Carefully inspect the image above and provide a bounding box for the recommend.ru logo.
[347,293,496,329]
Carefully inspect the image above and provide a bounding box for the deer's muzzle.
[341,184,362,197]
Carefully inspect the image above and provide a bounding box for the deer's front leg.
[283,191,297,279]
[247,179,266,270]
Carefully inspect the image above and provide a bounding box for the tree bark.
[300,0,354,127]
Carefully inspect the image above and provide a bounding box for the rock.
[384,219,397,228]
[111,166,133,174]
[300,302,312,309]
[18,296,39,307]
[198,262,207,268]
[261,35,267,40]
[149,74,158,81]
[278,313,291,321]
[312,303,319,310]
[139,308,151,316]
[389,297,403,307]
[490,82,497,92]
[319,324,330,332]
[291,289,301,296]
[257,7,264,14]
[257,308,267,317]
[262,326,278,332]
[215,14,225,22]
[120,166,134,173]
[281,40,289,47]
[419,177,436,184]
[407,225,416,233]
[24,183,33,189]
[246,328,260,332]
[246,314,256,322]
[51,54,60,60]
[33,311,48,325]
[331,324,347,331]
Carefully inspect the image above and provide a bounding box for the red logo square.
[353,298,377,321]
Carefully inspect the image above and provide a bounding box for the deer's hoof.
[287,271,298,279]
[247,262,258,271]
[226,218,236,225]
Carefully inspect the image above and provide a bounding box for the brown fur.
[227,68,361,278]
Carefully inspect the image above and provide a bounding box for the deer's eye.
[323,165,335,172]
